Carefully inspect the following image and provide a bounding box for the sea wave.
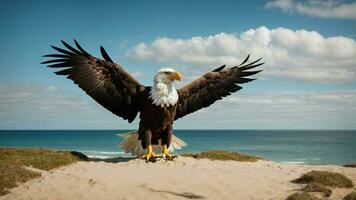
[280,161,305,164]
[81,150,124,155]
[86,155,111,159]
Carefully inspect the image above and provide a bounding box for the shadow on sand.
[88,156,137,163]
[147,188,204,199]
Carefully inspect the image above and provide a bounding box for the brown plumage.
[176,55,263,120]
[42,40,263,160]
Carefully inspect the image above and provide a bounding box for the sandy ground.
[1,157,355,200]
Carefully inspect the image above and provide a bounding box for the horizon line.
[1,129,356,131]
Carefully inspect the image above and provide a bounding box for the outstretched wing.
[42,40,145,123]
[175,55,263,120]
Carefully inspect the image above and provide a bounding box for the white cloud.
[175,90,356,129]
[129,70,145,80]
[0,83,138,129]
[1,83,355,129]
[126,26,356,83]
[265,0,356,20]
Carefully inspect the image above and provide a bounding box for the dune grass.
[343,164,356,168]
[343,192,356,200]
[303,183,332,197]
[286,170,354,200]
[0,147,88,195]
[286,192,320,200]
[293,170,353,188]
[0,162,40,195]
[181,150,262,162]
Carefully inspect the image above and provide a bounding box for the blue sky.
[1,0,356,129]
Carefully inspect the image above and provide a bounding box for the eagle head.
[154,68,182,84]
[150,68,181,107]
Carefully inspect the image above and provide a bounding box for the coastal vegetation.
[181,150,262,162]
[343,163,356,168]
[286,170,354,200]
[294,170,353,188]
[303,182,332,197]
[343,192,356,200]
[286,192,319,200]
[0,148,87,195]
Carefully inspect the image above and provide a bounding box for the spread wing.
[42,40,145,123]
[175,55,263,120]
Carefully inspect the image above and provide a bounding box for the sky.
[0,0,356,130]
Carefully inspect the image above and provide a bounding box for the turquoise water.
[0,130,355,165]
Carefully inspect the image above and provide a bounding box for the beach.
[1,156,355,200]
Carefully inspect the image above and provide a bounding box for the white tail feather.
[117,131,187,156]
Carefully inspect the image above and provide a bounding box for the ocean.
[0,130,355,165]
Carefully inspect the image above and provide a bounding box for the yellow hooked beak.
[169,71,182,81]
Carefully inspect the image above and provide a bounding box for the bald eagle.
[42,40,263,161]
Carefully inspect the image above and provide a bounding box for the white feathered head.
[154,68,182,84]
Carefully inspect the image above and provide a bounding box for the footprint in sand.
[89,178,97,185]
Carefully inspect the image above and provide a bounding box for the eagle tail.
[117,131,187,156]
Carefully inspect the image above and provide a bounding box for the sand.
[1,157,355,200]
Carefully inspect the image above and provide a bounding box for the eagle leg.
[162,144,177,161]
[142,145,160,162]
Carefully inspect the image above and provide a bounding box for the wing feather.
[100,46,114,63]
[43,54,71,58]
[175,55,263,120]
[42,40,145,123]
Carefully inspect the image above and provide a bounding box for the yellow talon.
[162,144,176,160]
[142,145,159,161]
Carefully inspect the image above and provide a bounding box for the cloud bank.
[126,26,356,83]
[175,90,356,129]
[0,83,137,129]
[1,83,356,129]
[265,0,356,20]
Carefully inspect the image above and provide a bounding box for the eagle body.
[138,87,177,149]
[42,40,263,160]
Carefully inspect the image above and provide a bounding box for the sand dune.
[1,157,355,200]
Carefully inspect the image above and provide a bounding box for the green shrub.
[0,148,88,195]
[294,170,353,188]
[0,162,40,195]
[343,192,356,200]
[303,183,332,197]
[343,164,356,168]
[286,192,320,200]
[181,150,262,162]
